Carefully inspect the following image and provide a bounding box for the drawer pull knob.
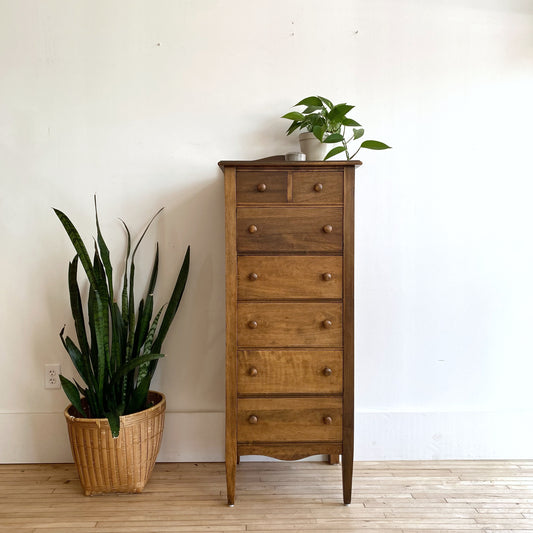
[323,367,333,377]
[248,367,258,377]
[323,416,333,425]
[322,224,333,233]
[322,319,333,329]
[257,183,267,192]
[314,183,323,192]
[248,224,258,233]
[248,415,258,424]
[248,272,258,281]
[322,272,332,281]
[248,320,258,329]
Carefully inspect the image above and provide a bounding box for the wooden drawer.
[293,171,343,204]
[236,170,287,204]
[238,256,342,300]
[237,302,342,348]
[238,397,342,443]
[238,350,343,395]
[237,207,343,253]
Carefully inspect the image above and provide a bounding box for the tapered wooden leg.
[342,452,353,505]
[328,454,340,465]
[226,456,236,506]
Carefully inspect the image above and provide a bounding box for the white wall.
[1,0,532,463]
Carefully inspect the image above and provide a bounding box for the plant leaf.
[312,125,326,142]
[93,196,114,303]
[324,146,347,161]
[60,375,86,417]
[105,411,121,439]
[328,104,354,123]
[285,120,302,136]
[360,140,391,150]
[281,111,305,121]
[112,353,165,383]
[67,256,90,358]
[323,133,343,143]
[353,128,365,140]
[295,96,322,107]
[342,118,361,127]
[317,96,333,109]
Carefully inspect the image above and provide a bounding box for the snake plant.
[54,198,190,437]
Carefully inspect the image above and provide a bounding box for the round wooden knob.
[322,224,333,233]
[248,224,258,233]
[323,416,333,425]
[248,320,258,329]
[257,183,267,192]
[323,367,332,377]
[314,183,323,192]
[248,272,258,281]
[248,367,258,377]
[322,272,332,281]
[322,319,333,329]
[248,415,258,424]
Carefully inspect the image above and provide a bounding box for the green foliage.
[281,95,391,160]
[54,198,190,437]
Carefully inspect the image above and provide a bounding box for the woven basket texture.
[64,391,166,496]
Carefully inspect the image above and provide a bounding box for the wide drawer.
[293,171,343,204]
[238,256,342,300]
[237,207,343,253]
[236,170,287,204]
[238,350,343,395]
[238,397,342,443]
[237,302,342,348]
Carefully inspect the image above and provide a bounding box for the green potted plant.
[54,198,190,495]
[282,95,391,161]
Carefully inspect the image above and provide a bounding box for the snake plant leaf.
[126,370,153,414]
[295,96,322,107]
[324,146,347,161]
[60,375,86,417]
[152,245,190,354]
[323,133,343,144]
[119,219,131,324]
[60,332,93,389]
[147,243,159,297]
[105,411,121,439]
[54,209,97,287]
[137,305,165,385]
[360,140,392,150]
[281,111,305,122]
[94,196,114,303]
[112,353,164,384]
[67,256,90,357]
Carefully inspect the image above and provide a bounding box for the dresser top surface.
[218,155,363,170]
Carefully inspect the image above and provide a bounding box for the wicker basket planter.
[64,391,166,496]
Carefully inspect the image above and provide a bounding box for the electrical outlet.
[44,363,61,389]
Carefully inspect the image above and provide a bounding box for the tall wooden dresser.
[220,156,361,505]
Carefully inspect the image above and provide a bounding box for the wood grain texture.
[237,350,343,395]
[224,166,238,505]
[238,443,342,460]
[1,460,532,530]
[342,165,355,505]
[236,207,343,253]
[237,397,342,443]
[237,255,343,300]
[292,170,344,204]
[237,302,343,348]
[235,170,287,204]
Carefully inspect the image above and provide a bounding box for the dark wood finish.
[237,397,342,443]
[237,350,343,395]
[237,302,342,348]
[222,159,357,505]
[238,256,342,300]
[236,207,343,253]
[292,171,343,204]
[236,170,287,203]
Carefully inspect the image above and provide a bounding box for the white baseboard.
[1,409,531,463]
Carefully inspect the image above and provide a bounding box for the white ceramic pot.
[298,132,329,161]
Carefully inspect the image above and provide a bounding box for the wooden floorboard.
[0,461,531,532]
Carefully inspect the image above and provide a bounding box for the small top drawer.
[293,171,343,204]
[236,170,287,204]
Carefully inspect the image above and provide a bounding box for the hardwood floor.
[0,460,532,532]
